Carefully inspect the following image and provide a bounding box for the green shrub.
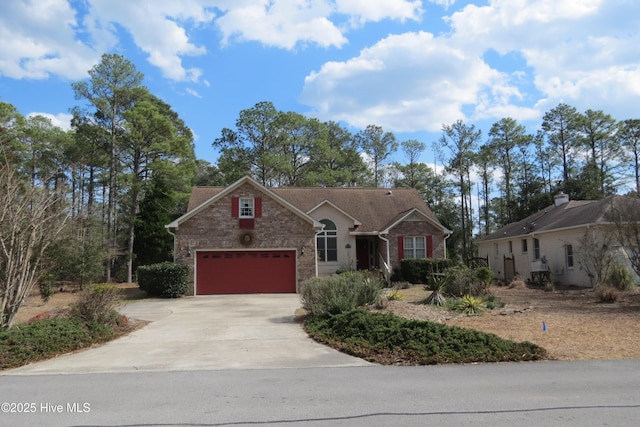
[400,258,454,284]
[445,265,489,297]
[484,294,505,310]
[38,274,55,303]
[0,318,113,370]
[71,284,123,326]
[605,263,635,291]
[475,267,493,285]
[137,262,189,298]
[450,295,484,314]
[304,309,547,364]
[595,285,619,303]
[301,271,383,317]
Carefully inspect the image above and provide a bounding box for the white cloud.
[186,88,202,98]
[334,0,423,26]
[27,112,73,131]
[301,31,527,132]
[216,1,345,49]
[85,0,213,82]
[0,0,101,79]
[302,0,640,133]
[448,0,640,118]
[215,0,424,49]
[428,0,456,9]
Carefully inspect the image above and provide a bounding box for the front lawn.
[304,309,548,365]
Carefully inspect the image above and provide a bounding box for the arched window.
[317,219,338,262]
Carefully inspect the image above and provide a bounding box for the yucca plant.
[386,288,404,301]
[423,274,449,306]
[452,294,484,315]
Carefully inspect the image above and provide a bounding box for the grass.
[304,309,548,365]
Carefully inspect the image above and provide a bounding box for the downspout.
[443,233,451,259]
[378,233,391,286]
[165,226,177,262]
[314,228,324,278]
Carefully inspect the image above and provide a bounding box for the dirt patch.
[13,283,145,324]
[378,285,640,360]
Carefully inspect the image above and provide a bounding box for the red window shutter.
[426,235,433,258]
[231,197,239,218]
[255,197,262,218]
[398,236,404,261]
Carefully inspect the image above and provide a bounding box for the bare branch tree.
[575,227,615,287]
[606,196,640,278]
[0,163,69,328]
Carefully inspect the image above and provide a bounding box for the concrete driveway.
[5,295,370,375]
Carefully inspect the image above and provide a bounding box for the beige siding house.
[477,193,640,287]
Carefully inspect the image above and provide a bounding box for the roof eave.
[381,208,450,234]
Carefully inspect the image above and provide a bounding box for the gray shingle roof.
[187,185,444,233]
[480,195,638,241]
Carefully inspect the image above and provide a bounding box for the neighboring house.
[477,193,640,287]
[166,176,451,295]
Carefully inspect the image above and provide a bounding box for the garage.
[195,250,297,295]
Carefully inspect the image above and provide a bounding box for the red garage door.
[196,250,296,295]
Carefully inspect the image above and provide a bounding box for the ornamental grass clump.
[595,285,619,303]
[451,295,484,315]
[71,284,123,326]
[301,271,383,317]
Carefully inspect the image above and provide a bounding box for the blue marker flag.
[542,321,547,332]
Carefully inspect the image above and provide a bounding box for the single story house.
[166,176,451,295]
[477,192,640,287]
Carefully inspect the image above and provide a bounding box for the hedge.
[137,262,189,298]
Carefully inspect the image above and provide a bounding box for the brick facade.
[387,220,447,269]
[174,183,317,294]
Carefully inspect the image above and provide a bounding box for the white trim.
[308,200,362,227]
[317,219,338,263]
[381,208,452,235]
[166,176,322,230]
[403,236,427,259]
[239,197,255,218]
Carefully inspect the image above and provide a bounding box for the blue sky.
[1,0,639,167]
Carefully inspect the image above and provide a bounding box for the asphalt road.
[2,360,639,426]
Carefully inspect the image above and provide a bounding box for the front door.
[356,238,370,270]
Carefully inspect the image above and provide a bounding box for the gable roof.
[166,176,321,229]
[480,195,637,242]
[179,179,448,234]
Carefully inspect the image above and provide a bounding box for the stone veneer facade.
[173,182,317,294]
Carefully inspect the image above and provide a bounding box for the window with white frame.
[522,239,528,254]
[565,244,574,269]
[534,238,540,260]
[239,198,254,218]
[317,219,337,262]
[404,236,426,259]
